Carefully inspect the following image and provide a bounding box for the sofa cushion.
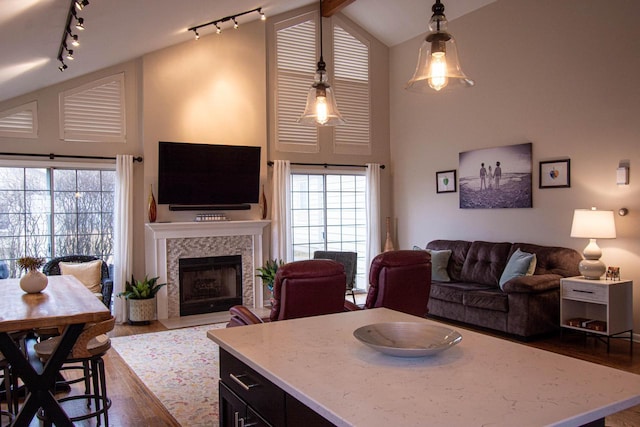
[499,248,536,289]
[509,243,581,277]
[426,240,471,282]
[427,249,451,282]
[430,281,494,304]
[460,241,511,286]
[463,289,508,312]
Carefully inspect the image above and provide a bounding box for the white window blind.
[0,101,37,138]
[59,73,125,143]
[275,14,319,153]
[333,23,371,155]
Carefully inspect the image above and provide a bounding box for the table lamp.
[570,207,616,279]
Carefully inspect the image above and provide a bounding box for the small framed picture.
[539,159,570,188]
[436,170,457,193]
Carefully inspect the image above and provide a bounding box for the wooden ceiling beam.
[322,0,356,17]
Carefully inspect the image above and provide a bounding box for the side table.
[560,276,633,354]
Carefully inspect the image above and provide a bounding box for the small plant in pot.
[117,275,166,324]
[256,259,284,305]
[17,256,48,293]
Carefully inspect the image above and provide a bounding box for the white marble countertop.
[208,308,640,427]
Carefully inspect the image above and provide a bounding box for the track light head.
[215,23,221,34]
[194,30,200,40]
[70,34,80,47]
[232,18,238,29]
[259,9,266,21]
[58,62,68,72]
[75,17,85,30]
[66,49,74,60]
[75,0,89,11]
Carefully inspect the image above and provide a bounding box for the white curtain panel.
[114,155,134,323]
[271,160,291,262]
[366,163,382,274]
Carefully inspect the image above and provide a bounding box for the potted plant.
[117,275,166,324]
[17,256,48,293]
[256,259,284,304]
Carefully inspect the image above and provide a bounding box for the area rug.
[111,323,226,426]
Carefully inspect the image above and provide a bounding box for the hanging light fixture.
[406,0,474,92]
[298,0,345,126]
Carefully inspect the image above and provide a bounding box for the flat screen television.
[158,141,261,208]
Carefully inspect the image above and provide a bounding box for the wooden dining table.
[0,274,112,426]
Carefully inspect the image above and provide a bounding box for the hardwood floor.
[4,315,639,426]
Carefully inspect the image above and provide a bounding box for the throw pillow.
[59,259,103,293]
[426,249,452,282]
[499,249,536,290]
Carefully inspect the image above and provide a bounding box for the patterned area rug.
[111,323,226,426]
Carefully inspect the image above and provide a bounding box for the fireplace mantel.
[145,220,270,319]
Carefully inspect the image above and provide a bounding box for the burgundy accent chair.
[345,250,432,317]
[227,259,347,327]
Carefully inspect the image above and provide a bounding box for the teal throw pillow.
[426,249,452,282]
[499,249,536,290]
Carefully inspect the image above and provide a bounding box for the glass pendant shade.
[406,4,474,92]
[298,60,345,126]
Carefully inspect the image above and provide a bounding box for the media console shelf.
[560,276,633,354]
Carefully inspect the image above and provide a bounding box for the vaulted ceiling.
[0,0,494,103]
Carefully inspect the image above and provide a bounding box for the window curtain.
[271,160,291,262]
[365,163,381,275]
[114,155,134,323]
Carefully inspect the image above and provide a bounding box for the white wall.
[390,0,640,333]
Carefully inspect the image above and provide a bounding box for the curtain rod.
[267,161,385,169]
[0,152,143,162]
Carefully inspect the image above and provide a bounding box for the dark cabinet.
[218,348,334,427]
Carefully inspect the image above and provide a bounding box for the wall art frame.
[436,170,457,193]
[539,159,570,188]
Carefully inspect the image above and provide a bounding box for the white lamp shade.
[570,209,616,239]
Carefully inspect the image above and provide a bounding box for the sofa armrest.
[501,274,562,293]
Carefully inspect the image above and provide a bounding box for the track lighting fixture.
[57,0,89,72]
[188,7,265,40]
[75,0,89,11]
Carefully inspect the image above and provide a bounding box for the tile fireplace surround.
[144,220,270,319]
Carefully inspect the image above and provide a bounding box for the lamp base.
[579,259,606,280]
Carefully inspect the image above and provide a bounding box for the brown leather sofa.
[424,240,582,338]
[228,259,346,327]
[345,250,432,317]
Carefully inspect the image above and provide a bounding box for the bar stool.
[0,353,16,427]
[33,316,115,426]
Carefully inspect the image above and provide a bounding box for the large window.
[0,166,114,278]
[290,172,366,289]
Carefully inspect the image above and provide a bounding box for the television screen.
[158,141,261,206]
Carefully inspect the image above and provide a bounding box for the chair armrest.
[344,300,363,311]
[227,305,264,327]
[501,274,562,293]
[101,278,113,309]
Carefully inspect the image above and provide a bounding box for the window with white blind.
[59,73,126,143]
[333,19,371,155]
[0,101,38,138]
[271,10,371,154]
[274,12,319,153]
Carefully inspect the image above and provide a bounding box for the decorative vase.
[128,298,157,324]
[148,184,157,223]
[259,185,267,220]
[20,270,48,293]
[384,217,395,252]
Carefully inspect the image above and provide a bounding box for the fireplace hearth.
[179,255,242,316]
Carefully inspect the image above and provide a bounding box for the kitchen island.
[207,308,640,426]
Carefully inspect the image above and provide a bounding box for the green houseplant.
[256,259,284,292]
[117,275,166,324]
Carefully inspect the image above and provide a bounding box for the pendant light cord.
[318,0,324,63]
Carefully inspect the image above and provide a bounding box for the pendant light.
[298,0,345,126]
[406,0,474,92]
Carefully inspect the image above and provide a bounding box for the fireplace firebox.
[179,255,242,316]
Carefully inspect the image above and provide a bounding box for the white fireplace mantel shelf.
[145,220,270,319]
